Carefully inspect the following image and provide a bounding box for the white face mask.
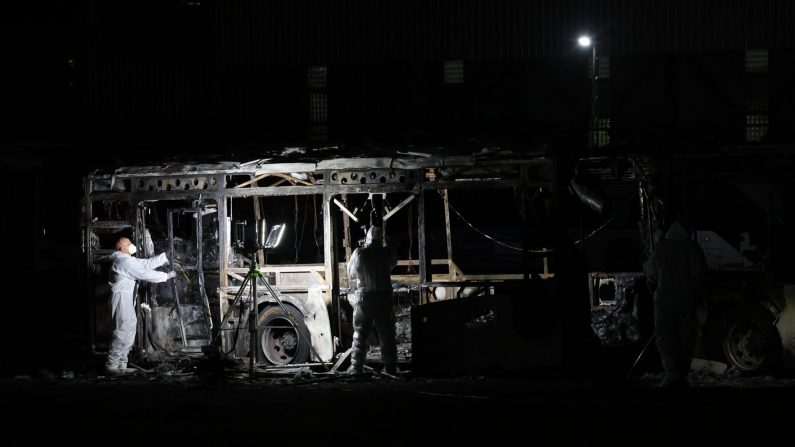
[128,244,137,255]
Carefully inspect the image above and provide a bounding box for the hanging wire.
[572,189,640,246]
[446,195,620,251]
[446,201,525,251]
[173,260,192,287]
[295,195,309,263]
[573,216,616,246]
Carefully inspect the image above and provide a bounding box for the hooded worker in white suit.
[346,226,399,375]
[105,237,177,375]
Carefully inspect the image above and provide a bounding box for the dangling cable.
[573,217,616,246]
[295,195,309,263]
[446,200,524,252]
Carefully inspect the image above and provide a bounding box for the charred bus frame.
[82,153,559,364]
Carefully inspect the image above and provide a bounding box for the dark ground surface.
[2,351,795,446]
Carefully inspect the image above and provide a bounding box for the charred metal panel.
[306,287,333,362]
[589,272,652,345]
[148,304,211,352]
[327,169,420,186]
[132,176,218,193]
[412,282,562,376]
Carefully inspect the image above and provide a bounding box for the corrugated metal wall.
[211,0,795,66]
[80,0,795,141]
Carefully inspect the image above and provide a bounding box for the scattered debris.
[330,348,352,373]
[465,309,495,329]
[290,368,315,383]
[281,147,306,156]
[35,369,57,381]
[690,358,728,376]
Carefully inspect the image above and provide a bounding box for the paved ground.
[2,354,795,445]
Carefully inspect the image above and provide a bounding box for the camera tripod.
[210,256,326,378]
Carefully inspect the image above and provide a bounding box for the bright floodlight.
[263,223,286,249]
[578,36,592,47]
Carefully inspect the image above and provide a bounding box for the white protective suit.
[106,251,170,372]
[346,226,399,374]
[645,222,707,387]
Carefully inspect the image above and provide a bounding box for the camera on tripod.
[232,219,286,254]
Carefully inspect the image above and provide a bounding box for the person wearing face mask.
[105,237,177,375]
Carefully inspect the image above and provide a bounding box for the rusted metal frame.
[341,194,352,262]
[220,285,328,294]
[440,165,517,182]
[83,177,97,353]
[134,205,150,354]
[417,188,427,302]
[421,179,536,191]
[92,180,417,201]
[193,201,213,331]
[334,197,359,222]
[228,264,326,273]
[322,188,340,349]
[230,182,416,197]
[234,172,313,189]
[167,209,189,347]
[253,195,265,265]
[218,197,230,290]
[442,189,455,281]
[382,194,416,222]
[89,220,132,229]
[423,280,524,288]
[90,191,209,202]
[226,271,246,282]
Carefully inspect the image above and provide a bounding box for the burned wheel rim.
[260,316,301,365]
[257,304,311,365]
[723,321,767,372]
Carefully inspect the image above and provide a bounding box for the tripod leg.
[626,333,658,380]
[211,273,250,344]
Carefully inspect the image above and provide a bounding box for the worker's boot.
[345,360,364,375]
[382,364,400,377]
[658,371,688,388]
[105,362,135,376]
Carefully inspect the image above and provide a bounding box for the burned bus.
[574,146,795,374]
[83,151,569,371]
[83,147,795,375]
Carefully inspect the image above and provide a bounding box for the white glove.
[166,271,178,280]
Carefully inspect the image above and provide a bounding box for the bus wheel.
[257,304,311,365]
[708,305,782,374]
